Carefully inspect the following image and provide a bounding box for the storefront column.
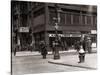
[45,32,50,50]
[44,4,50,51]
[31,33,35,50]
[17,34,20,51]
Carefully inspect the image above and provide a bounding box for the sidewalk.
[48,53,97,70]
[12,50,76,56]
[12,47,97,56]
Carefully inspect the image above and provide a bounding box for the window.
[73,14,80,24]
[34,8,44,17]
[21,14,27,26]
[87,16,92,24]
[66,13,71,24]
[93,16,97,25]
[60,13,65,24]
[49,12,56,25]
[82,15,86,25]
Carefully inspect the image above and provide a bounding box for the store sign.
[19,27,29,32]
[91,30,97,34]
[49,34,55,37]
[70,34,81,37]
[49,34,81,37]
[49,34,64,37]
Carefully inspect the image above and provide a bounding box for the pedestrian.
[74,41,80,52]
[82,39,86,52]
[87,38,92,53]
[40,41,47,59]
[14,44,18,56]
[78,43,85,63]
[14,47,16,56]
[29,41,34,52]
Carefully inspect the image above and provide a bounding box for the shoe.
[81,61,85,63]
[78,61,82,63]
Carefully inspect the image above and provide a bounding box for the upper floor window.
[87,16,92,25]
[60,13,66,24]
[66,13,71,24]
[82,15,86,25]
[49,12,56,25]
[93,16,97,25]
[73,14,80,24]
[34,8,44,17]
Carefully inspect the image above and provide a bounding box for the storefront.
[91,30,97,43]
[48,32,82,50]
[17,27,32,51]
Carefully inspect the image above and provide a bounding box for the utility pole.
[53,4,61,59]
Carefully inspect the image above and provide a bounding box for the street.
[11,52,97,75]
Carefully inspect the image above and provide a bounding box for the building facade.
[11,1,31,51]
[11,1,97,51]
[30,2,97,51]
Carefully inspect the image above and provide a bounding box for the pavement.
[12,47,97,56]
[12,47,97,70]
[12,47,97,75]
[12,53,94,75]
[12,50,76,56]
[48,53,97,70]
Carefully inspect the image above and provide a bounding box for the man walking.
[40,41,47,59]
[87,38,92,53]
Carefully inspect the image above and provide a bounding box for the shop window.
[91,34,97,43]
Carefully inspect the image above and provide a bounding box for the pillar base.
[54,53,60,60]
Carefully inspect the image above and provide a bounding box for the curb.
[48,61,97,70]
